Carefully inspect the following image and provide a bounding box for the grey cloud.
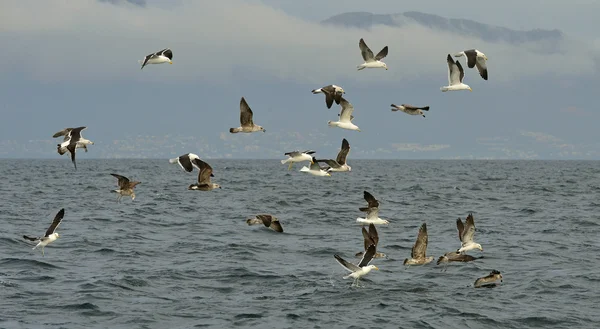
[98,0,146,7]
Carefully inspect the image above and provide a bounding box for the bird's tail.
[357,65,365,71]
[436,256,446,265]
[422,106,430,111]
[343,274,352,279]
[169,158,179,164]
[311,88,321,94]
[440,87,449,92]
[300,166,310,172]
[280,159,289,164]
[112,189,120,194]
[229,128,240,133]
[23,235,39,242]
[390,104,399,111]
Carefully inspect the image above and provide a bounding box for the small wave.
[0,257,63,269]
[62,302,99,311]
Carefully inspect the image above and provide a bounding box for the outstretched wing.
[161,48,173,60]
[367,223,379,246]
[193,159,213,185]
[110,173,130,189]
[45,208,65,237]
[316,159,340,168]
[363,191,379,209]
[456,218,465,242]
[239,97,254,127]
[447,54,461,85]
[359,38,374,62]
[462,213,476,243]
[336,138,350,165]
[374,46,388,61]
[411,223,428,259]
[338,97,354,122]
[463,49,477,68]
[357,244,376,267]
[52,128,72,138]
[256,214,273,228]
[475,56,488,80]
[334,254,361,273]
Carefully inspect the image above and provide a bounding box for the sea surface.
[1,159,599,329]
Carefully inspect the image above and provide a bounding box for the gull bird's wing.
[411,223,429,259]
[193,158,213,185]
[110,173,130,189]
[463,49,478,68]
[316,159,340,168]
[239,97,254,128]
[256,214,283,232]
[309,157,324,171]
[45,208,65,237]
[53,128,72,138]
[68,127,87,142]
[462,213,476,243]
[456,217,465,242]
[334,254,361,273]
[475,56,488,80]
[367,223,379,247]
[321,85,337,109]
[447,54,464,85]
[173,153,198,172]
[338,97,354,122]
[67,143,77,169]
[374,46,388,61]
[357,244,376,267]
[284,151,301,157]
[335,138,350,165]
[359,38,375,62]
[161,48,173,60]
[360,191,380,210]
[361,226,375,251]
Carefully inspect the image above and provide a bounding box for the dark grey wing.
[321,85,335,94]
[309,157,324,171]
[359,38,374,62]
[193,159,213,185]
[68,127,86,142]
[333,91,343,105]
[361,227,374,251]
[239,97,254,127]
[45,208,64,237]
[368,223,379,247]
[23,235,40,241]
[316,159,340,168]
[334,254,361,272]
[67,144,77,169]
[456,218,465,242]
[303,150,316,155]
[335,138,350,165]
[363,191,379,209]
[284,151,301,157]
[161,48,173,60]
[140,53,153,69]
[256,214,273,228]
[178,154,194,172]
[375,46,388,61]
[464,49,477,68]
[456,60,465,83]
[475,56,488,80]
[357,244,376,267]
[447,54,461,85]
[110,173,130,189]
[269,220,283,233]
[52,128,71,138]
[411,223,428,259]
[463,213,476,243]
[325,93,334,109]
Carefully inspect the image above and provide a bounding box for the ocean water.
[1,159,599,329]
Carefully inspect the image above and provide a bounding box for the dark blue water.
[1,159,599,328]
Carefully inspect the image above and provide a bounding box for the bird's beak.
[374,266,379,270]
[469,88,473,92]
[170,61,173,64]
[385,68,388,70]
[357,129,361,132]
[422,115,426,118]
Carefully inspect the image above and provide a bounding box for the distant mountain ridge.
[322,11,563,45]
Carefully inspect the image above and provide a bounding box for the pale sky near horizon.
[0,0,598,159]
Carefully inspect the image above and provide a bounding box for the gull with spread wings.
[246,214,283,233]
[357,38,388,70]
[327,97,361,131]
[188,158,221,191]
[356,191,389,225]
[403,223,434,265]
[457,213,483,253]
[441,54,472,92]
[56,126,94,170]
[139,48,173,69]
[334,244,379,286]
[454,49,488,80]
[311,84,345,109]
[230,97,266,133]
[23,208,65,256]
[317,138,351,172]
[110,173,141,202]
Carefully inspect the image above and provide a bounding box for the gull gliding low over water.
[454,49,488,80]
[457,213,483,253]
[139,48,173,69]
[474,270,503,288]
[355,223,386,259]
[300,157,331,177]
[169,153,204,173]
[441,54,472,92]
[23,208,65,256]
[246,214,283,233]
[403,223,434,265]
[110,173,141,202]
[230,97,266,134]
[357,38,388,70]
[357,191,389,225]
[390,104,430,118]
[334,244,379,285]
[281,150,315,170]
[188,158,221,191]
[312,85,345,109]
[317,138,351,172]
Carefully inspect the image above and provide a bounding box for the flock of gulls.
[23,39,503,289]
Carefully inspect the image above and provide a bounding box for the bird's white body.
[458,241,483,253]
[32,233,59,256]
[300,166,330,176]
[404,256,434,265]
[441,83,471,92]
[140,56,171,66]
[327,120,361,131]
[312,85,344,94]
[281,153,313,164]
[343,265,378,279]
[357,61,387,70]
[356,217,389,225]
[230,126,264,133]
[327,164,351,172]
[59,138,94,149]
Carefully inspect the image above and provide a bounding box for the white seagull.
[441,54,472,92]
[457,213,483,253]
[454,49,488,80]
[23,208,65,256]
[281,150,315,170]
[403,223,434,265]
[56,126,94,170]
[169,153,204,172]
[300,157,331,177]
[335,244,379,286]
[139,48,173,69]
[328,97,361,131]
[357,191,389,225]
[312,85,345,109]
[230,97,266,133]
[53,128,90,153]
[316,138,351,172]
[390,104,430,118]
[357,38,388,70]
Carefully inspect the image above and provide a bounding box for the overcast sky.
[1,0,599,159]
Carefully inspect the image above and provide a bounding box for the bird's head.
[483,54,488,61]
[383,63,388,70]
[55,233,60,238]
[477,244,483,251]
[214,184,222,189]
[369,265,379,271]
[468,86,473,92]
[258,126,266,133]
[340,87,346,94]
[325,172,331,177]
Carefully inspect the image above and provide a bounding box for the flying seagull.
[474,270,503,288]
[436,251,477,268]
[334,244,379,285]
[457,213,483,253]
[56,126,93,169]
[311,85,345,109]
[357,191,389,225]
[357,38,388,70]
[23,208,65,256]
[281,150,315,170]
[317,138,351,172]
[355,223,386,259]
[230,97,265,133]
[390,104,430,118]
[328,97,361,131]
[441,54,472,92]
[454,49,488,80]
[246,214,283,233]
[403,223,434,265]
[110,173,141,202]
[300,157,331,177]
[169,153,205,172]
[53,128,90,153]
[139,48,173,69]
[188,158,221,191]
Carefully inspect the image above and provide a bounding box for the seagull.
[357,38,388,70]
[316,138,351,172]
[328,97,360,131]
[246,214,283,233]
[110,173,141,202]
[457,213,483,253]
[403,223,434,265]
[312,85,345,109]
[334,244,379,286]
[300,157,331,177]
[281,150,315,170]
[229,97,266,133]
[454,49,488,80]
[188,158,221,191]
[474,270,503,288]
[441,54,472,92]
[355,223,386,259]
[22,208,64,256]
[139,48,173,69]
[56,126,94,169]
[169,153,205,172]
[357,191,389,225]
[436,251,477,267]
[53,128,89,153]
[390,104,430,118]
